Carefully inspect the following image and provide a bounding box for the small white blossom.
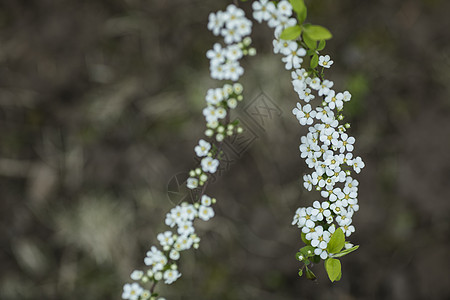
[201,157,220,173]
[163,269,181,284]
[195,139,211,157]
[122,283,143,300]
[318,55,334,68]
[198,205,215,221]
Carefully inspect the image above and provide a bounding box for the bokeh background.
[1,0,449,299]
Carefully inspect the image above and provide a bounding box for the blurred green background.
[1,0,449,299]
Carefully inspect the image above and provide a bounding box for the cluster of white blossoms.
[252,0,365,261]
[122,4,252,300]
[207,4,255,80]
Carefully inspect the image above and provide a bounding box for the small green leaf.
[298,269,303,277]
[336,271,342,281]
[325,258,342,282]
[300,245,315,258]
[331,245,359,258]
[280,25,302,40]
[290,0,307,24]
[303,24,333,40]
[327,228,345,254]
[305,267,317,281]
[303,32,316,50]
[310,54,318,68]
[317,40,326,51]
[297,8,307,24]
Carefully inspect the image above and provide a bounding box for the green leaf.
[325,258,342,282]
[303,24,333,40]
[299,245,315,258]
[290,0,307,24]
[298,269,303,277]
[280,25,302,40]
[303,32,316,50]
[310,54,318,69]
[290,0,305,14]
[305,267,317,281]
[327,228,345,254]
[336,271,342,281]
[317,40,326,51]
[331,245,359,258]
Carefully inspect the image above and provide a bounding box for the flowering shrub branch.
[122,0,365,298]
[121,4,256,300]
[250,0,365,282]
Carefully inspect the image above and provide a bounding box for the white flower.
[277,0,293,16]
[186,177,198,190]
[140,290,151,300]
[195,139,211,157]
[310,225,331,249]
[252,0,276,23]
[223,61,244,81]
[225,44,243,61]
[314,246,329,260]
[273,39,296,55]
[297,87,315,102]
[144,246,167,272]
[292,207,304,225]
[303,174,313,191]
[221,27,241,44]
[198,205,215,221]
[210,63,226,80]
[341,224,355,237]
[205,88,224,105]
[308,77,321,90]
[130,270,144,281]
[343,91,352,102]
[122,283,143,300]
[311,201,331,221]
[298,207,315,228]
[208,11,226,35]
[339,133,355,153]
[318,79,334,96]
[169,249,180,260]
[235,19,253,37]
[293,103,316,126]
[291,68,307,88]
[203,105,219,123]
[157,231,174,248]
[227,98,237,109]
[163,269,182,284]
[267,8,285,28]
[206,43,226,66]
[201,157,220,173]
[351,156,365,173]
[177,220,195,235]
[325,90,344,110]
[201,195,212,206]
[318,54,334,68]
[281,45,306,70]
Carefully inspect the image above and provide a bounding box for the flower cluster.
[207,5,255,80]
[122,4,253,299]
[252,0,364,275]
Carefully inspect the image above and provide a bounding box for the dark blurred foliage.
[1,0,449,299]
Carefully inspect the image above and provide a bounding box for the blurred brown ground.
[1,0,450,299]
